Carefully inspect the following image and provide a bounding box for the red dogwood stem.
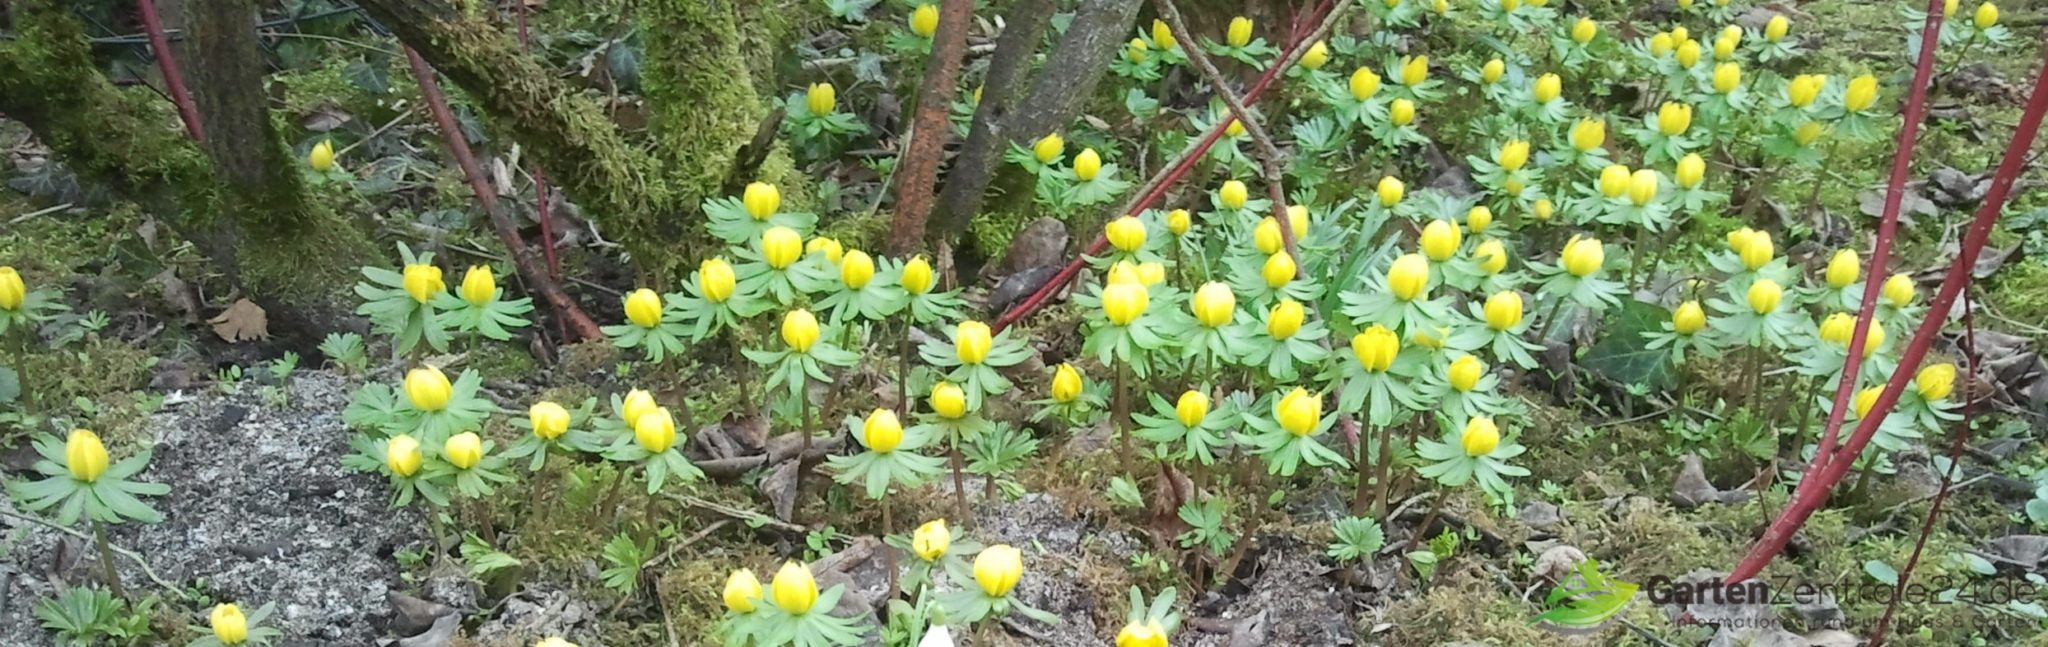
[137,0,204,141]
[1727,46,2048,584]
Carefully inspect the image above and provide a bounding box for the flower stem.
[897,321,911,418]
[882,496,898,599]
[796,375,811,520]
[949,439,970,523]
[1115,362,1133,478]
[92,519,126,599]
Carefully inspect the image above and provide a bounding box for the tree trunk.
[888,0,977,255]
[928,0,1056,250]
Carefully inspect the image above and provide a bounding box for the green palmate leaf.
[1580,298,1677,390]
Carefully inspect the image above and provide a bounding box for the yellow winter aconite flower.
[634,407,676,453]
[1503,178,1525,197]
[901,256,936,295]
[1766,15,1789,41]
[1227,16,1254,48]
[1411,326,1447,350]
[1598,164,1631,198]
[1570,118,1605,152]
[1650,32,1675,58]
[1947,0,1960,19]
[1105,216,1146,253]
[1192,282,1236,328]
[1501,0,1520,10]
[1676,154,1706,189]
[0,266,21,311]
[1467,206,1494,233]
[1497,140,1530,172]
[1673,301,1707,335]
[1484,291,1523,330]
[1819,312,1855,346]
[1267,298,1305,339]
[1673,25,1691,45]
[1534,198,1555,221]
[806,237,844,264]
[1459,417,1501,457]
[782,309,821,352]
[1533,73,1562,103]
[912,519,951,560]
[1400,55,1429,85]
[309,140,335,172]
[445,432,484,470]
[1377,176,1406,207]
[975,544,1025,597]
[910,3,939,37]
[836,250,875,289]
[1219,180,1249,210]
[1075,148,1103,181]
[953,320,993,364]
[1151,19,1177,51]
[1721,24,1742,43]
[1263,252,1297,287]
[688,259,735,305]
[1713,34,1737,61]
[1352,325,1400,372]
[1713,62,1742,94]
[744,182,781,220]
[1107,261,1143,287]
[1126,38,1149,63]
[450,265,495,307]
[1726,227,1758,254]
[1627,168,1659,207]
[1117,622,1168,647]
[1138,261,1166,285]
[1287,205,1311,237]
[931,382,969,419]
[1102,281,1149,325]
[1448,355,1486,392]
[1740,230,1774,270]
[1301,41,1331,70]
[1482,58,1505,84]
[1349,67,1382,101]
[807,82,837,115]
[771,561,820,615]
[405,366,452,412]
[1794,120,1825,146]
[762,226,802,269]
[1975,2,1998,29]
[65,429,108,483]
[1826,249,1861,288]
[1788,74,1826,108]
[211,603,249,645]
[1277,388,1320,436]
[1917,363,1957,401]
[1747,279,1784,314]
[1167,209,1192,236]
[723,569,762,613]
[1854,386,1884,418]
[403,263,444,304]
[1845,74,1879,112]
[1434,0,1449,14]
[1034,133,1064,163]
[1571,17,1597,44]
[1562,236,1604,277]
[860,408,903,453]
[1474,239,1508,274]
[529,401,570,440]
[1390,98,1417,126]
[624,288,664,328]
[1387,253,1431,301]
[1658,102,1693,136]
[386,434,423,477]
[1050,363,1083,403]
[1421,220,1462,262]
[1863,324,1886,357]
[1676,40,1701,68]
[622,389,658,427]
[1883,273,1916,306]
[1176,390,1210,427]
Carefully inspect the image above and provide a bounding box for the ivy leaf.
[1580,298,1675,390]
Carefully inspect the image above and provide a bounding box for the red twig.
[136,0,204,141]
[514,0,560,278]
[404,46,603,341]
[991,0,1344,332]
[1726,41,2048,584]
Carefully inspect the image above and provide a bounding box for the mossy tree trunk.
[185,0,318,288]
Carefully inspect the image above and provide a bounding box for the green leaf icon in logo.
[1531,559,1638,631]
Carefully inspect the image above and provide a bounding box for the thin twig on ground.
[0,509,181,595]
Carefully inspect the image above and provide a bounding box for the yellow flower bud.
[1225,16,1253,48]
[1826,249,1861,289]
[1117,623,1168,647]
[1650,32,1675,57]
[1854,386,1883,418]
[954,320,992,364]
[782,309,821,352]
[309,140,335,172]
[1844,74,1879,113]
[1562,236,1604,277]
[1946,0,1961,18]
[1671,26,1690,46]
[860,408,903,453]
[0,267,22,312]
[830,249,871,289]
[1137,261,1166,286]
[1461,417,1501,456]
[1127,38,1149,63]
[1502,0,1520,10]
[1102,281,1150,325]
[405,366,452,412]
[65,429,108,483]
[1051,364,1083,403]
[1390,98,1417,126]
[1434,0,1448,14]
[807,83,837,116]
[912,519,951,561]
[909,3,940,36]
[1034,133,1065,164]
[1262,299,1305,340]
[1287,205,1311,237]
[1820,312,1855,346]
[622,389,658,429]
[1167,209,1192,236]
[1864,324,1886,357]
[1721,24,1742,43]
[1301,40,1331,70]
[403,263,444,304]
[1349,67,1382,101]
[530,401,570,440]
[1533,73,1562,103]
[931,382,969,419]
[1461,208,1492,236]
[1220,180,1249,210]
[1277,387,1321,436]
[634,408,676,453]
[1473,239,1509,274]
[902,255,936,295]
[1533,198,1555,221]
[624,288,664,328]
[974,544,1025,597]
[1377,176,1405,207]
[1484,290,1523,330]
[1503,178,1526,197]
[1658,102,1692,136]
[1571,118,1606,152]
[1598,165,1631,198]
[1572,17,1598,44]
[1352,325,1399,372]
[1448,354,1486,392]
[1788,74,1825,108]
[1498,140,1530,172]
[1627,168,1660,207]
[806,237,844,264]
[1387,253,1431,301]
[1725,226,1757,254]
[690,258,735,304]
[1107,261,1142,287]
[1976,2,1999,29]
[1105,216,1146,253]
[1713,62,1742,94]
[1252,219,1285,256]
[1740,230,1774,270]
[1152,19,1178,51]
[1656,302,1701,338]
[1420,219,1462,261]
[1075,148,1103,181]
[1400,55,1429,86]
[744,182,781,220]
[1193,282,1236,328]
[1263,252,1297,288]
[1676,153,1706,189]
[762,226,802,269]
[444,432,484,470]
[1883,273,1916,306]
[1747,279,1783,314]
[211,603,249,645]
[1176,390,1210,428]
[457,265,496,307]
[771,561,820,615]
[1482,58,1505,84]
[1794,120,1825,146]
[1676,40,1701,68]
[386,434,423,477]
[724,569,762,613]
[1713,34,1736,60]
[1917,363,1957,401]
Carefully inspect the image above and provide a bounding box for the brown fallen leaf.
[208,299,270,343]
